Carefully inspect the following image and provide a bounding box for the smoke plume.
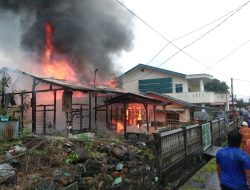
[0,0,134,82]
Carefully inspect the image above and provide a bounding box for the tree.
[204,79,229,93]
[236,98,245,109]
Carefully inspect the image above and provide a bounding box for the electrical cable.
[114,0,206,69]
[201,39,250,73]
[145,2,245,66]
[121,0,250,84]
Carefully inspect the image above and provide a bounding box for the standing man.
[240,121,250,150]
[216,130,250,190]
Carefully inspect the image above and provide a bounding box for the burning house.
[0,0,161,138]
[0,67,166,139]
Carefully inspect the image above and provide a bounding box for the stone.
[58,181,78,190]
[116,163,124,171]
[112,145,128,160]
[96,174,113,189]
[76,163,86,174]
[127,160,138,168]
[0,163,16,184]
[78,148,89,162]
[34,180,57,190]
[8,158,21,168]
[82,177,97,188]
[129,168,138,176]
[84,159,104,175]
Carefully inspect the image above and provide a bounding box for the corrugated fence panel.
[186,125,201,154]
[212,120,219,143]
[160,128,185,169]
[0,121,19,141]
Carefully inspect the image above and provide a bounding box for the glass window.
[175,84,183,93]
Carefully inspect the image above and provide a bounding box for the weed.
[19,128,32,139]
[64,152,79,164]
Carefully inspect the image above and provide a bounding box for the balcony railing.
[165,92,229,104]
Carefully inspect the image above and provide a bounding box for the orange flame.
[99,79,118,88]
[43,23,77,81]
[116,122,123,133]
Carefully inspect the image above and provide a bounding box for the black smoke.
[0,0,134,82]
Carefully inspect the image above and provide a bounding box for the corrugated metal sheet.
[0,121,19,141]
[8,67,126,94]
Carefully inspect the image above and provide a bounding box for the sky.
[0,0,250,101]
[117,0,250,101]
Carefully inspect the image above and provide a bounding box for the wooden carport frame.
[103,93,164,137]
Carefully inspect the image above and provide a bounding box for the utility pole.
[94,68,98,86]
[231,78,235,121]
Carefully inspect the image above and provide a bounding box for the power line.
[120,0,250,84]
[201,39,250,72]
[145,3,245,66]
[234,78,250,83]
[114,0,205,68]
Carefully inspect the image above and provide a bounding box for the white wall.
[121,67,186,93]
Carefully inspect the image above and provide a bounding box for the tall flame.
[43,23,77,81]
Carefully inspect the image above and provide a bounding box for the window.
[138,78,172,93]
[175,84,183,93]
[166,111,179,123]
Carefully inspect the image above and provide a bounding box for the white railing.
[165,92,229,104]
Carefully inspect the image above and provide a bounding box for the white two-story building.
[119,64,229,111]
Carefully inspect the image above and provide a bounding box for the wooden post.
[53,90,56,131]
[110,104,113,129]
[80,105,83,132]
[88,92,92,131]
[32,78,37,133]
[21,93,24,131]
[144,104,149,132]
[163,105,167,126]
[43,105,46,134]
[116,107,118,129]
[123,103,127,138]
[106,96,108,129]
[95,93,97,132]
[153,105,157,130]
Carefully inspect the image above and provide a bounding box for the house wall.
[147,93,191,123]
[121,67,187,94]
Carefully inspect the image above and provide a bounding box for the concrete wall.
[121,67,187,94]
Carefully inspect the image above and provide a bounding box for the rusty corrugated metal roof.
[3,67,126,94]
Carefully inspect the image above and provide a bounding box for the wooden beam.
[43,105,46,134]
[94,93,97,132]
[144,104,149,131]
[32,78,37,133]
[110,104,113,129]
[53,90,56,131]
[163,105,167,126]
[80,105,83,132]
[106,96,108,129]
[88,92,92,131]
[123,103,127,138]
[153,105,157,130]
[116,107,118,128]
[21,93,24,131]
